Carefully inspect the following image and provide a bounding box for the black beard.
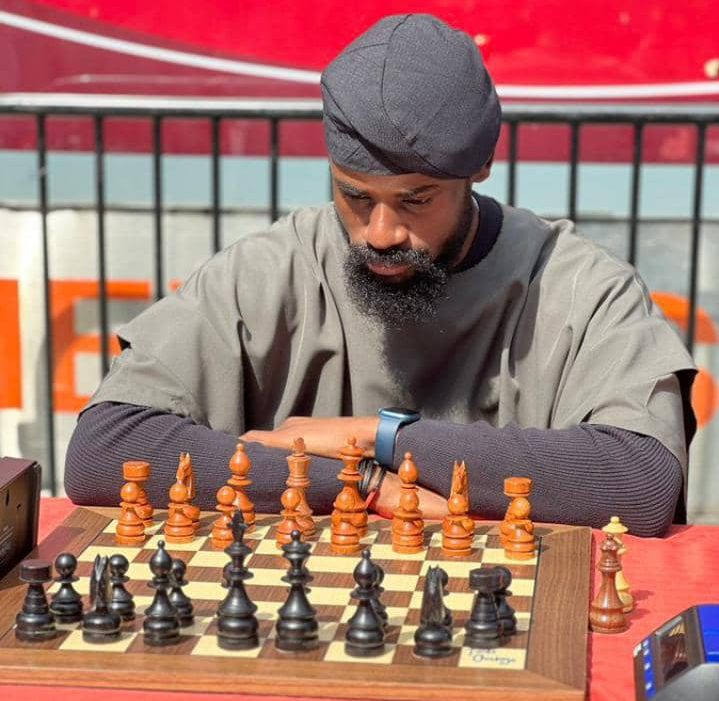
[342,192,475,327]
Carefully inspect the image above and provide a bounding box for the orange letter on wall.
[0,279,22,408]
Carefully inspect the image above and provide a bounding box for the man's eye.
[404,198,431,207]
[346,193,371,203]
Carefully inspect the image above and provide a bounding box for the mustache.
[347,244,435,273]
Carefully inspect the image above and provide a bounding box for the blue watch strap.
[375,408,420,468]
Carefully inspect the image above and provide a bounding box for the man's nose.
[365,203,409,250]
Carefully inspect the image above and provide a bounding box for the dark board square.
[128,631,202,655]
[393,640,461,667]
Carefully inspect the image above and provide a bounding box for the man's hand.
[372,472,447,520]
[241,416,380,459]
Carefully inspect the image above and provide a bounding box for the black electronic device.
[0,457,41,578]
[634,603,719,701]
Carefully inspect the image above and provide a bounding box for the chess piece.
[334,437,368,537]
[345,550,385,657]
[391,453,425,554]
[276,487,304,548]
[370,562,388,630]
[217,511,259,650]
[494,565,517,636]
[589,533,628,634]
[143,541,181,646]
[115,481,146,546]
[175,452,201,533]
[505,522,537,560]
[83,554,122,643]
[275,530,319,651]
[122,460,154,527]
[169,558,194,627]
[15,559,57,641]
[602,516,634,613]
[108,553,135,621]
[499,477,534,547]
[330,489,362,555]
[165,481,195,544]
[464,567,506,649]
[49,552,83,623]
[441,461,474,557]
[414,566,453,658]
[227,441,256,530]
[212,485,237,549]
[286,438,316,537]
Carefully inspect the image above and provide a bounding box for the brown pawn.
[228,442,256,530]
[276,487,304,548]
[286,437,315,537]
[441,461,474,557]
[211,485,237,549]
[123,460,154,527]
[330,489,362,555]
[175,452,201,533]
[164,482,195,544]
[589,533,628,634]
[505,523,537,560]
[332,437,368,538]
[115,481,146,545]
[391,452,425,554]
[500,476,535,552]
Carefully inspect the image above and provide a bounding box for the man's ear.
[471,152,494,184]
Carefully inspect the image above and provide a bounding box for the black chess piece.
[83,554,122,643]
[108,553,135,621]
[15,559,57,641]
[143,541,180,646]
[345,550,385,658]
[169,558,194,627]
[370,561,388,631]
[217,510,259,650]
[494,565,517,637]
[49,552,83,623]
[275,530,319,652]
[464,566,505,649]
[414,566,453,658]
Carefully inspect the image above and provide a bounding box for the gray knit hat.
[321,14,501,178]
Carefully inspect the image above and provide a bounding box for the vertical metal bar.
[210,116,221,253]
[269,118,279,222]
[37,114,57,493]
[152,115,164,300]
[627,122,644,267]
[568,121,580,221]
[94,115,110,376]
[687,123,707,356]
[506,121,518,207]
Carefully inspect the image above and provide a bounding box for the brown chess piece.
[500,476,535,554]
[276,487,304,548]
[164,482,195,544]
[227,442,256,530]
[391,452,425,554]
[115,481,146,545]
[589,533,628,634]
[122,460,154,527]
[176,452,201,533]
[441,461,474,557]
[211,485,236,549]
[505,523,537,560]
[602,516,634,613]
[331,437,368,538]
[330,489,362,555]
[286,437,315,537]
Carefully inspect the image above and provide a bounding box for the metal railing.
[1,94,718,493]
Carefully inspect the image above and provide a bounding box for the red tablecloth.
[5,498,719,701]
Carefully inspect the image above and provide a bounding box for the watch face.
[379,407,420,421]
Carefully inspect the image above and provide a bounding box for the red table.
[5,498,719,701]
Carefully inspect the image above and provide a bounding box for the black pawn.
[414,566,453,659]
[464,567,505,649]
[15,559,57,641]
[83,554,121,643]
[494,565,517,637]
[275,530,318,652]
[49,553,83,623]
[169,558,194,627]
[143,541,180,646]
[108,554,135,621]
[217,510,259,650]
[345,550,385,658]
[370,562,388,630]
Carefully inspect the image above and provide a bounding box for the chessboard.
[0,506,591,700]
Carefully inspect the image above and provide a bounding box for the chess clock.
[634,604,719,701]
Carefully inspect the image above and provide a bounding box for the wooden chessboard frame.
[0,507,591,700]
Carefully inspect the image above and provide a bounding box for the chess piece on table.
[108,553,135,621]
[464,567,506,649]
[83,554,122,643]
[345,550,385,657]
[212,485,237,549]
[49,552,83,623]
[589,533,628,634]
[441,461,474,557]
[115,481,146,546]
[217,511,259,650]
[334,437,368,537]
[227,441,256,530]
[15,559,57,641]
[414,566,453,658]
[330,489,362,555]
[122,460,154,527]
[391,452,425,554]
[286,438,316,537]
[276,487,304,548]
[165,481,195,544]
[169,558,194,627]
[275,530,319,651]
[500,477,536,560]
[602,516,634,613]
[143,541,181,646]
[494,565,517,637]
[505,522,537,561]
[175,452,201,533]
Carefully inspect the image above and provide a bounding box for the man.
[64,14,696,536]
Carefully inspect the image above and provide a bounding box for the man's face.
[332,162,480,325]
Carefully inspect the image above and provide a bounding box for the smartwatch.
[375,407,421,468]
